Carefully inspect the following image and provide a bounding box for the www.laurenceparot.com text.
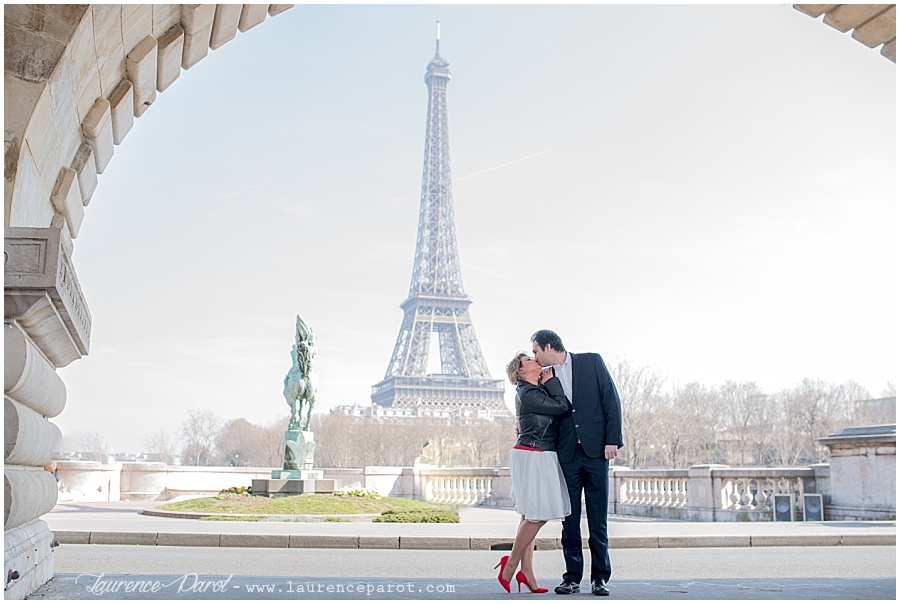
[76,573,457,597]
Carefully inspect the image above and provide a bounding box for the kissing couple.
[495,329,623,597]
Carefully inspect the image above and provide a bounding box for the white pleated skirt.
[508,447,572,521]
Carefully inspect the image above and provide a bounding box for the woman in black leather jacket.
[495,352,572,593]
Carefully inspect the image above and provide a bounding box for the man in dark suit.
[531,329,623,597]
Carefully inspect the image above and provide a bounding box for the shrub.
[334,487,382,499]
[372,509,459,523]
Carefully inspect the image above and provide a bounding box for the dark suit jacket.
[556,352,624,464]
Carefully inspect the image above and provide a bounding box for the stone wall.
[4,228,84,600]
[819,425,896,520]
[54,463,421,502]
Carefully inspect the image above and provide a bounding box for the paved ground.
[45,544,896,579]
[26,502,897,600]
[44,502,896,549]
[29,574,898,600]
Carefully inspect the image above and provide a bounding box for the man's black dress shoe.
[554,581,580,594]
[591,579,610,596]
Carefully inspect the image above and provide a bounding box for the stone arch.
[5,4,294,236]
[3,5,293,598]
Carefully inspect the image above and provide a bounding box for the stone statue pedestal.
[271,468,322,480]
[254,430,335,497]
[252,477,335,497]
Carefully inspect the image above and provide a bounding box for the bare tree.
[315,412,361,468]
[262,416,289,467]
[764,379,862,465]
[79,431,110,462]
[768,387,810,466]
[216,418,284,467]
[421,426,463,466]
[684,381,723,463]
[388,421,435,466]
[717,381,769,466]
[142,429,179,464]
[610,358,667,468]
[657,382,720,468]
[787,379,860,463]
[179,408,223,466]
[463,415,517,467]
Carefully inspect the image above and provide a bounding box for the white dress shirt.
[552,352,574,405]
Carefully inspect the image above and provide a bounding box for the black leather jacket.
[515,376,571,451]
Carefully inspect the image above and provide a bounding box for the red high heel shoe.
[494,555,511,593]
[516,571,549,594]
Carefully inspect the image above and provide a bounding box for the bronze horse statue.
[283,315,317,432]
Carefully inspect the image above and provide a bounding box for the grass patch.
[158,494,442,516]
[198,515,265,522]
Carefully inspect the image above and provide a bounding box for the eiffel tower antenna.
[371,27,506,416]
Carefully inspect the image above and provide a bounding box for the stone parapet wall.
[819,425,896,520]
[56,462,279,502]
[54,463,504,504]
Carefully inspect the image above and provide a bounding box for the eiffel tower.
[371,24,506,416]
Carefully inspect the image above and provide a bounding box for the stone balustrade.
[52,424,896,522]
[614,468,689,509]
[609,465,829,522]
[418,468,497,506]
[52,459,896,522]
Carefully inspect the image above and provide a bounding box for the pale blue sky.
[55,4,896,453]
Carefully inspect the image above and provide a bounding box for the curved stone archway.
[5,4,294,235]
[3,5,293,598]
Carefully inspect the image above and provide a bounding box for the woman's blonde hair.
[505,352,530,385]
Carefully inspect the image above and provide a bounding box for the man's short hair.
[531,329,566,353]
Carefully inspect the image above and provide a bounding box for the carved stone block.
[210,5,242,50]
[5,226,91,367]
[5,398,62,465]
[82,98,114,173]
[180,4,214,69]
[108,79,134,144]
[72,143,97,205]
[4,466,58,529]
[49,168,84,238]
[157,24,184,92]
[268,5,295,17]
[126,36,158,117]
[182,28,212,70]
[239,4,268,32]
[180,4,216,35]
[4,325,67,417]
